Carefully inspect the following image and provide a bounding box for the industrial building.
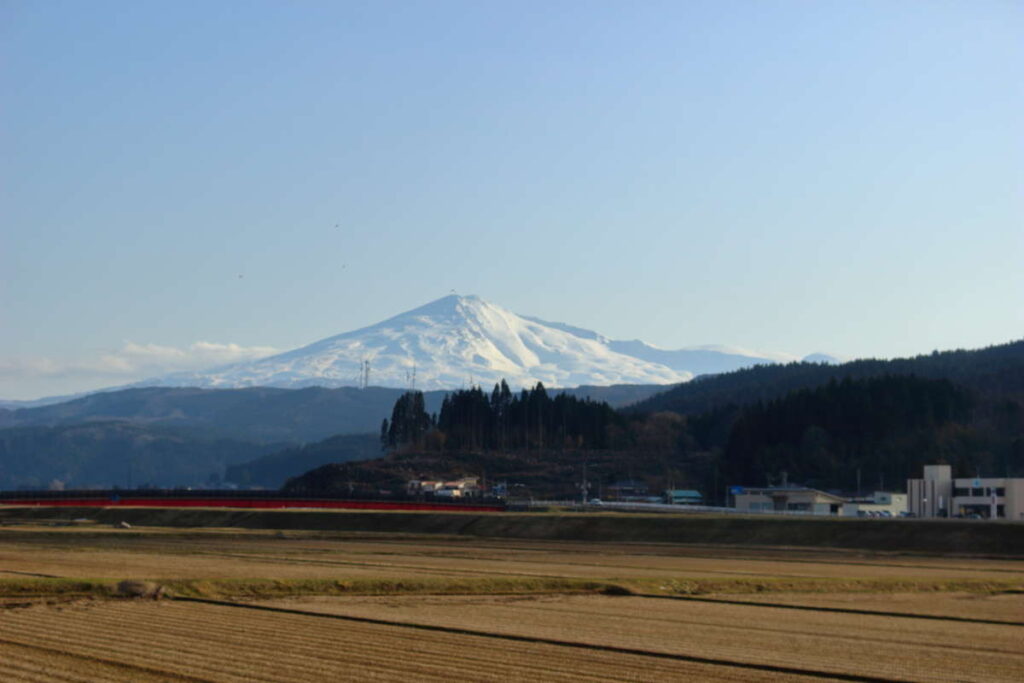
[907,465,1024,520]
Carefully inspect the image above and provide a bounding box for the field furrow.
[0,638,206,682]
[1,524,1022,682]
[256,594,1024,682]
[0,601,814,682]
[0,618,279,683]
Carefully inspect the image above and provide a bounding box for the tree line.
[381,381,621,452]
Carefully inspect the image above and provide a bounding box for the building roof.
[734,487,847,503]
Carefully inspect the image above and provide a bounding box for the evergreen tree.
[386,392,433,449]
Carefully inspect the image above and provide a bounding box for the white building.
[907,465,1024,520]
[408,477,481,498]
[841,491,907,517]
[732,487,845,515]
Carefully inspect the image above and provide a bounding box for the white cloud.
[0,341,280,382]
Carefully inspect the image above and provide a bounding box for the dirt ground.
[0,600,807,682]
[0,524,1021,681]
[256,593,1024,682]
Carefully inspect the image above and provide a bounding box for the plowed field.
[0,600,806,682]
[254,593,1024,682]
[0,522,1021,681]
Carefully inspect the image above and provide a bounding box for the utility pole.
[580,460,588,506]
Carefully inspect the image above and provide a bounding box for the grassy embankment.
[2,506,1021,601]
[2,505,1021,555]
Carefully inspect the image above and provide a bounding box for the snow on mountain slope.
[142,295,694,390]
[802,352,844,364]
[138,294,830,391]
[605,340,793,375]
[519,319,800,375]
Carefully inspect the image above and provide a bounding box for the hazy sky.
[2,0,1021,399]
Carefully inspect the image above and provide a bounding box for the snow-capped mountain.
[140,295,820,391]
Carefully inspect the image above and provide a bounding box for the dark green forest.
[628,339,1024,416]
[382,381,622,452]
[718,375,1020,491]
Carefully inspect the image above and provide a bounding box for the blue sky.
[2,0,1021,399]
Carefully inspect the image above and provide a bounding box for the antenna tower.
[360,359,371,389]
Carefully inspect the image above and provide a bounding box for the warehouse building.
[732,486,845,515]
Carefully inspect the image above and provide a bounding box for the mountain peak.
[137,296,818,391]
[387,293,488,322]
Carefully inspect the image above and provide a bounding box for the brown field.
[0,600,808,683]
[256,593,1024,682]
[0,519,1022,681]
[2,525,1021,585]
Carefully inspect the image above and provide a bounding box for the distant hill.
[225,433,380,489]
[626,339,1024,416]
[0,390,92,410]
[1,383,668,443]
[0,421,282,490]
[0,383,669,491]
[0,386,421,443]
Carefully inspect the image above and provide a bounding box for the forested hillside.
[628,339,1024,416]
[287,339,1024,500]
[717,375,1018,492]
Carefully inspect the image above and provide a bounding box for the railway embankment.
[1,506,1021,556]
